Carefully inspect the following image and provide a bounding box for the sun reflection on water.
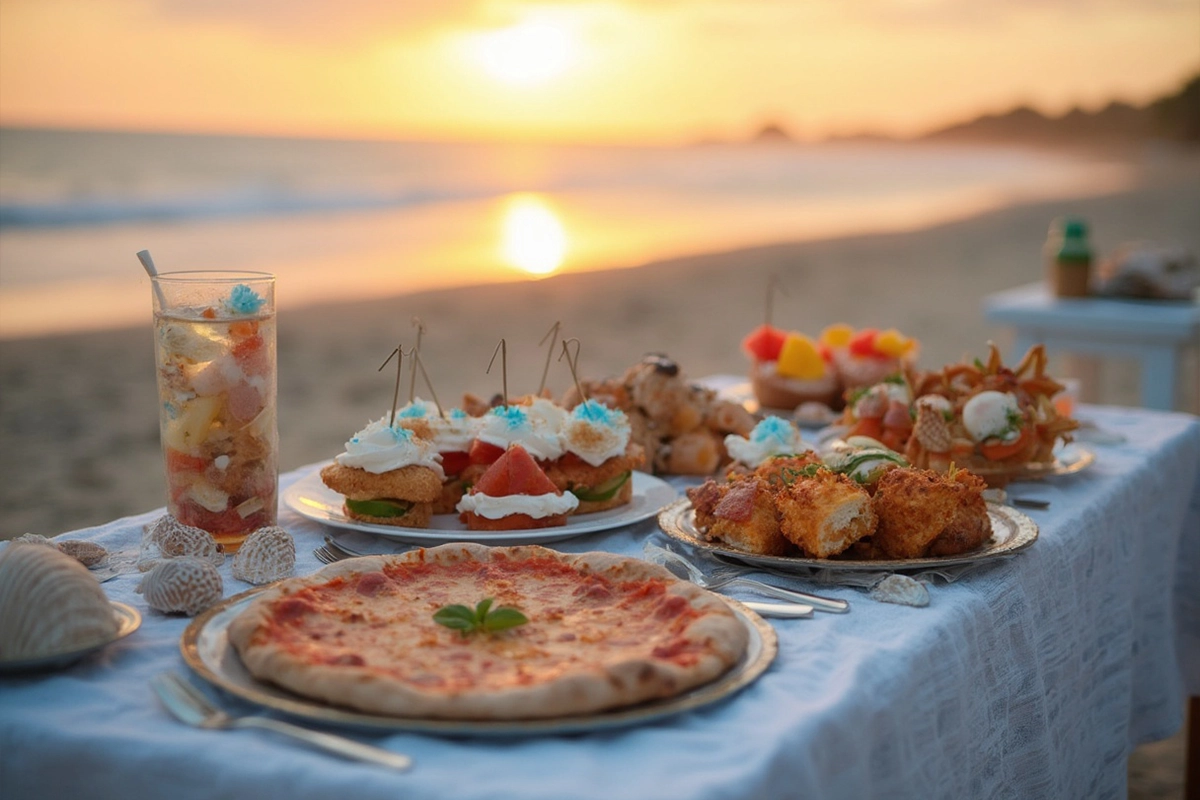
[500,193,568,276]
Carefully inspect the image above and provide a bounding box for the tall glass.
[151,271,277,552]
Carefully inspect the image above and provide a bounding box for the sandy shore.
[1,153,1195,797]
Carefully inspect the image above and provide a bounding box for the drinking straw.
[137,250,168,307]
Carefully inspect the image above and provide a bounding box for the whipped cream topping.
[397,400,480,453]
[822,438,908,483]
[562,400,631,467]
[335,417,445,478]
[724,416,812,466]
[456,491,579,520]
[962,391,1022,442]
[476,405,565,460]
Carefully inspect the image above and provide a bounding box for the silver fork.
[313,543,352,564]
[646,543,849,613]
[150,672,413,771]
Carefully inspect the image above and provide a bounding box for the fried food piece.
[686,478,793,556]
[870,467,991,558]
[319,463,441,527]
[543,443,646,514]
[752,453,824,487]
[774,471,876,558]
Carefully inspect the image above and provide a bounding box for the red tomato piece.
[979,427,1033,461]
[848,329,879,357]
[165,449,207,474]
[741,325,787,362]
[440,451,471,477]
[473,444,558,496]
[468,440,505,466]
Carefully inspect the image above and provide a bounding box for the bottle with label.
[1045,217,1092,298]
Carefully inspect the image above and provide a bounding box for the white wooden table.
[984,282,1200,410]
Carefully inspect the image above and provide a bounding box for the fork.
[646,543,849,613]
[150,672,413,771]
[313,543,353,564]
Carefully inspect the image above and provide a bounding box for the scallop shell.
[869,574,930,607]
[138,515,224,572]
[0,543,119,661]
[13,533,56,548]
[231,526,295,585]
[136,557,224,616]
[58,540,109,568]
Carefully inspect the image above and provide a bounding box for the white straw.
[138,249,168,307]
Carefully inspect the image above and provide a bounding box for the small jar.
[1045,218,1092,298]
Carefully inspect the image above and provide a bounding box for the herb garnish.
[433,598,528,636]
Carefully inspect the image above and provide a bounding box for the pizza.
[226,543,749,720]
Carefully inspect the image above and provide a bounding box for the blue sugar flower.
[449,408,468,421]
[225,284,266,315]
[397,404,428,419]
[751,416,794,445]
[492,405,528,429]
[389,426,414,442]
[574,399,619,426]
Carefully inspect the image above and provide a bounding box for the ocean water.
[0,127,1131,338]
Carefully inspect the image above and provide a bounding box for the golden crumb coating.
[870,467,992,558]
[752,454,825,487]
[774,471,877,558]
[319,463,443,503]
[686,478,792,556]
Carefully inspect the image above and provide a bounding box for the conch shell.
[138,515,224,572]
[136,557,223,616]
[232,526,295,585]
[0,544,119,661]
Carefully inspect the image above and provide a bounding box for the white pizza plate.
[0,602,141,674]
[283,468,678,546]
[181,587,777,736]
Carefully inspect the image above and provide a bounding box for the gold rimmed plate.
[657,499,1039,573]
[181,588,776,736]
[0,602,141,674]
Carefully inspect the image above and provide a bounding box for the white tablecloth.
[2,406,1197,800]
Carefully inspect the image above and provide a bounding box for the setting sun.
[500,194,568,276]
[469,20,578,87]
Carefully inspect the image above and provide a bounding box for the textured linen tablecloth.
[2,406,1197,800]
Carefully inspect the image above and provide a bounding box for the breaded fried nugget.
[686,478,792,556]
[752,453,824,487]
[774,470,876,558]
[319,463,441,527]
[870,467,992,558]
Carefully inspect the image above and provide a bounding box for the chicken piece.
[870,467,992,558]
[686,478,792,556]
[774,470,876,558]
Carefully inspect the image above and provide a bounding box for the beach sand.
[1,153,1196,798]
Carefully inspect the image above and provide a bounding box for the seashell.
[232,526,296,585]
[136,557,223,616]
[138,515,224,572]
[0,543,120,661]
[13,533,56,548]
[57,540,109,568]
[869,574,930,607]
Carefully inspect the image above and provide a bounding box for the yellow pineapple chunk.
[164,396,222,453]
[777,334,827,380]
[819,323,854,348]
[875,328,914,358]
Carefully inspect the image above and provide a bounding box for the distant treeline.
[922,72,1199,147]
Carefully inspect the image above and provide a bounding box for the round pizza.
[227,543,749,720]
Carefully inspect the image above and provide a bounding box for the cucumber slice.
[571,471,631,503]
[345,498,411,518]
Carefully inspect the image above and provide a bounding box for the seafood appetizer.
[686,438,992,561]
[456,444,579,530]
[562,353,756,477]
[840,343,1079,483]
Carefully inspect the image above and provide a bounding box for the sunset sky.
[1,0,1197,144]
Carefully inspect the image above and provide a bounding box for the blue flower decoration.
[397,404,428,419]
[574,400,620,427]
[389,426,414,442]
[492,405,529,429]
[751,416,794,446]
[225,284,266,315]
[449,408,468,421]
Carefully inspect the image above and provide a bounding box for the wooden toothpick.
[558,338,587,402]
[487,338,508,408]
[409,316,425,403]
[537,321,562,396]
[378,344,405,426]
[413,350,446,419]
[765,275,786,327]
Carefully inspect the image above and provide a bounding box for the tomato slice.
[440,451,470,477]
[979,427,1033,461]
[468,440,505,466]
[847,329,879,357]
[165,448,207,474]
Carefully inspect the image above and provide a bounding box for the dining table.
[2,403,1197,800]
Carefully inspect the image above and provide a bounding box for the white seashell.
[136,557,223,616]
[0,544,119,661]
[138,515,224,572]
[869,574,930,607]
[57,540,109,567]
[231,526,295,585]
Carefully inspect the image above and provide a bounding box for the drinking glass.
[151,271,277,552]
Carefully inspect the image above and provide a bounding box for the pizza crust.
[227,543,748,720]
